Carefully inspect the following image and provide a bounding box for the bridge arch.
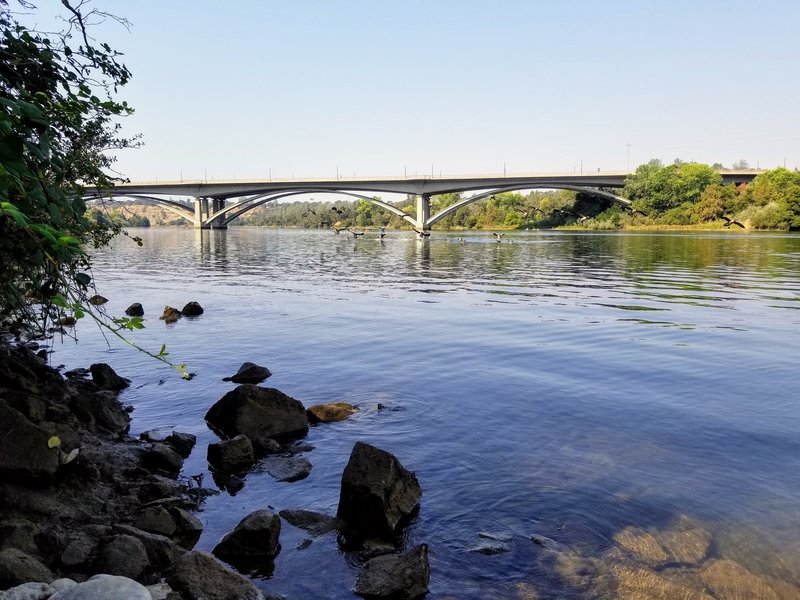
[427,185,631,227]
[216,188,417,227]
[84,194,195,222]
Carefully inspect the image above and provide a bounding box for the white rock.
[48,574,151,600]
[0,582,54,600]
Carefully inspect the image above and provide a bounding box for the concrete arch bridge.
[86,171,758,233]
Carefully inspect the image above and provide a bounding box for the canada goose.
[348,228,366,238]
[412,228,430,238]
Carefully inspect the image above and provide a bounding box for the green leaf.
[74,272,91,286]
[51,294,69,308]
[47,435,61,448]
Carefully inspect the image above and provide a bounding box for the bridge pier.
[193,198,228,229]
[416,194,431,233]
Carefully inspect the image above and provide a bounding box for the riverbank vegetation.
[0,1,135,333]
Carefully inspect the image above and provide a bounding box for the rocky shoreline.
[0,342,429,600]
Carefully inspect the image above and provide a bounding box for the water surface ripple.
[55,229,800,598]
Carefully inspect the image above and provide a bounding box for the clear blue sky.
[22,1,800,181]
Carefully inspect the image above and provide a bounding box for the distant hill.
[86,200,191,227]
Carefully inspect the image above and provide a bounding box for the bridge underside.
[89,182,634,232]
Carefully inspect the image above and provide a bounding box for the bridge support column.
[193,198,204,229]
[209,199,227,230]
[416,194,431,232]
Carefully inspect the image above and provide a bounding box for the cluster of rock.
[121,301,204,323]
[203,366,429,598]
[0,345,268,600]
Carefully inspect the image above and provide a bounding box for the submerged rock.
[337,441,422,540]
[205,385,308,451]
[613,516,712,568]
[279,509,345,537]
[222,362,271,384]
[260,455,312,482]
[306,401,358,423]
[181,301,204,316]
[353,544,430,599]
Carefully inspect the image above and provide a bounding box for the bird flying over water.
[492,232,505,242]
[348,228,366,237]
[412,228,430,238]
[721,216,745,228]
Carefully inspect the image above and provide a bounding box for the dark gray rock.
[207,434,255,473]
[135,505,177,537]
[125,303,144,317]
[142,443,184,478]
[95,534,149,580]
[89,363,130,391]
[70,390,130,433]
[0,518,38,554]
[164,431,196,458]
[49,574,151,600]
[114,525,184,572]
[181,301,204,316]
[205,385,308,451]
[0,400,60,482]
[0,548,54,588]
[166,551,264,600]
[222,362,271,384]
[59,536,97,568]
[170,507,203,549]
[261,455,312,482]
[278,510,345,536]
[337,441,422,539]
[88,295,108,306]
[212,509,281,563]
[353,544,430,599]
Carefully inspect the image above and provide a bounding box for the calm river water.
[54,228,800,599]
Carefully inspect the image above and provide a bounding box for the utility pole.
[626,141,632,171]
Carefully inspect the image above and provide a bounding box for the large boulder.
[70,389,130,433]
[89,363,130,391]
[353,544,430,599]
[212,510,281,563]
[0,581,55,599]
[166,551,264,600]
[114,525,184,572]
[222,362,271,384]
[142,443,184,478]
[164,432,196,458]
[0,401,60,482]
[207,434,255,473]
[337,442,422,539]
[205,385,308,451]
[48,574,151,600]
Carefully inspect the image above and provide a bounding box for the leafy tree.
[0,2,190,377]
[732,159,750,170]
[0,0,137,331]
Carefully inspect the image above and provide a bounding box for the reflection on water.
[56,228,800,598]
